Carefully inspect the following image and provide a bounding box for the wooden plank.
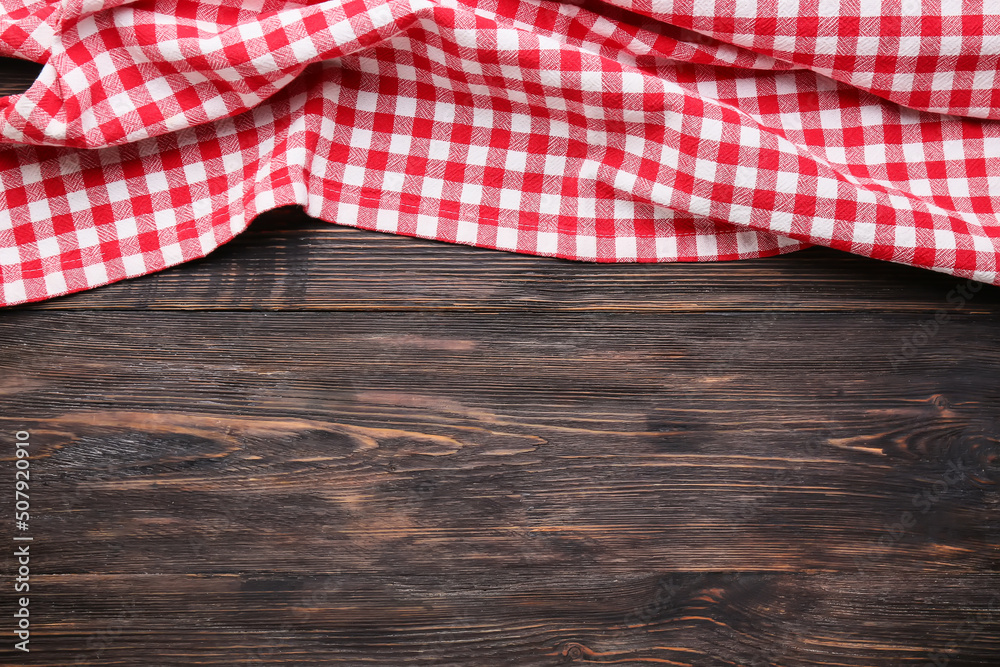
[2,53,998,667]
[17,571,1000,665]
[2,310,997,571]
[18,404,998,575]
[1,309,998,663]
[21,209,1000,313]
[0,57,42,96]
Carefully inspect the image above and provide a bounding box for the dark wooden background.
[2,58,999,666]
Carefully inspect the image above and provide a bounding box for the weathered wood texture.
[1,58,999,666]
[0,57,41,97]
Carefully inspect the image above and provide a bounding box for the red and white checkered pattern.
[1,0,999,307]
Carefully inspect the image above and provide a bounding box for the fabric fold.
[1,0,999,308]
[602,0,1000,121]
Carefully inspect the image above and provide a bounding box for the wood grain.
[0,57,42,96]
[2,308,998,664]
[1,56,999,667]
[17,571,1000,665]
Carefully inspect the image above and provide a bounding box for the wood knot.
[562,642,586,660]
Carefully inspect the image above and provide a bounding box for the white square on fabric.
[394,97,417,118]
[460,183,482,205]
[3,280,27,304]
[815,37,840,55]
[160,242,183,264]
[36,236,60,259]
[349,128,373,149]
[75,226,99,249]
[83,262,108,287]
[107,182,132,203]
[538,193,560,216]
[655,236,678,259]
[580,71,603,92]
[894,226,917,248]
[494,29,520,51]
[853,221,877,245]
[27,199,51,221]
[115,218,139,239]
[290,37,320,62]
[381,171,405,193]
[43,270,67,296]
[736,231,760,255]
[495,226,518,250]
[466,145,489,166]
[576,235,597,258]
[536,231,558,254]
[810,218,836,241]
[543,154,566,176]
[859,1,887,17]
[615,236,637,259]
[375,208,398,232]
[0,236,20,265]
[733,0,760,18]
[934,228,958,249]
[342,164,366,187]
[614,199,634,218]
[121,253,147,276]
[455,220,479,244]
[428,139,450,160]
[389,133,412,155]
[153,208,176,230]
[696,234,718,258]
[898,36,922,57]
[948,178,970,198]
[421,178,444,200]
[774,171,800,195]
[505,151,528,172]
[416,215,438,238]
[972,234,995,252]
[20,162,43,185]
[498,188,521,210]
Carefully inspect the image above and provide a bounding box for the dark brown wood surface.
[1,57,999,666]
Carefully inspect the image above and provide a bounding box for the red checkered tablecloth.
[2,0,998,306]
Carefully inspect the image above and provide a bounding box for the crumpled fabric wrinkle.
[1,0,999,307]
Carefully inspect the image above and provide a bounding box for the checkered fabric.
[2,0,999,307]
